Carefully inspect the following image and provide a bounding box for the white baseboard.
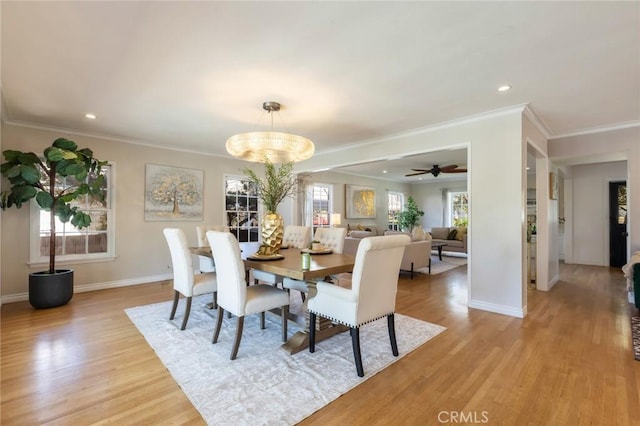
[469,299,526,318]
[0,273,173,305]
[548,274,559,289]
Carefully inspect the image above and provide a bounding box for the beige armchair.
[399,239,432,278]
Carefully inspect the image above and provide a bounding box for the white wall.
[300,107,527,318]
[550,126,640,257]
[566,161,627,265]
[0,123,251,301]
[410,180,467,230]
[295,170,411,232]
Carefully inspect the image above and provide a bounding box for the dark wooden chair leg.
[351,326,364,377]
[282,305,288,342]
[428,258,431,274]
[169,290,179,320]
[260,311,266,329]
[212,306,224,343]
[410,262,414,279]
[180,296,192,330]
[230,316,245,360]
[300,292,306,303]
[213,291,217,309]
[309,312,317,352]
[388,313,399,356]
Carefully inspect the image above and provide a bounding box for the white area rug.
[125,293,445,425]
[417,255,468,275]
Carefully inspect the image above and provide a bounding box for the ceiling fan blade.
[439,164,459,171]
[410,168,430,172]
[405,171,428,177]
[442,168,468,173]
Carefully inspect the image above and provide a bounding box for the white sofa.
[343,230,432,278]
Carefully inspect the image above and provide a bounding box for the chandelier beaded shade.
[226,101,314,163]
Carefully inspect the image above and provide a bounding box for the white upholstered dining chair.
[163,228,218,330]
[195,225,230,273]
[282,227,348,298]
[308,234,410,377]
[206,230,290,360]
[252,225,311,286]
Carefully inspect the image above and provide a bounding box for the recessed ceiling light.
[497,85,512,92]
[382,170,387,174]
[418,177,423,180]
[85,113,97,119]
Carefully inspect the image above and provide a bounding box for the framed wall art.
[346,184,376,219]
[549,172,559,200]
[145,164,204,221]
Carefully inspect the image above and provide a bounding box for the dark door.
[609,181,627,267]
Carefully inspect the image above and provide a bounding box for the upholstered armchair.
[206,231,290,360]
[195,225,230,273]
[282,227,347,298]
[163,228,218,330]
[253,226,311,286]
[308,234,410,377]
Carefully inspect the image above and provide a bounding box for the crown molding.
[312,104,528,157]
[2,119,231,160]
[522,104,552,139]
[548,120,640,140]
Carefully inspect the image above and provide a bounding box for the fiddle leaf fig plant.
[0,138,107,274]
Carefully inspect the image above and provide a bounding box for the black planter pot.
[29,269,74,309]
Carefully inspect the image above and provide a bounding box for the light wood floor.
[2,264,639,425]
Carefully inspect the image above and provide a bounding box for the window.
[387,192,404,230]
[225,176,259,242]
[448,191,469,227]
[304,183,333,233]
[30,164,114,264]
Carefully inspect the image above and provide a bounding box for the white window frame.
[224,174,260,243]
[304,182,333,232]
[447,191,469,227]
[387,192,404,230]
[29,163,116,266]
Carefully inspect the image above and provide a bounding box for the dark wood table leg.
[438,245,444,261]
[280,279,349,355]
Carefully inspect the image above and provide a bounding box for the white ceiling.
[2,1,639,181]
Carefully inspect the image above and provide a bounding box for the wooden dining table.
[191,244,355,354]
[244,248,355,355]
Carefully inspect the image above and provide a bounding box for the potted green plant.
[398,196,424,232]
[0,138,107,308]
[242,158,296,255]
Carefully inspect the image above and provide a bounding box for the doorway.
[609,181,627,267]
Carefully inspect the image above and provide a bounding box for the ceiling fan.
[405,164,467,177]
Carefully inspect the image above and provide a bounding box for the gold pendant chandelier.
[226,101,314,163]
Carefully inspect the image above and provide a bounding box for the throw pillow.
[447,229,457,240]
[411,226,426,241]
[455,226,467,241]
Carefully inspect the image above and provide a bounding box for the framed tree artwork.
[145,164,204,221]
